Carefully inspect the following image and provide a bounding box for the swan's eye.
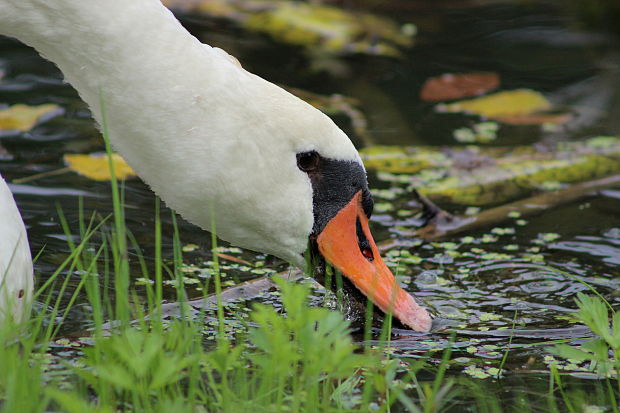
[296,151,320,172]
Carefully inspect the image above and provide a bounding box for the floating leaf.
[437,89,552,119]
[420,72,500,102]
[217,253,254,267]
[0,103,62,132]
[360,145,451,174]
[182,243,200,252]
[453,122,499,143]
[64,153,137,181]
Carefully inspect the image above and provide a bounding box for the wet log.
[400,174,620,242]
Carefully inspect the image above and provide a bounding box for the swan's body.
[0,174,33,324]
[0,0,431,331]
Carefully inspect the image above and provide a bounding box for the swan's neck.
[1,1,232,184]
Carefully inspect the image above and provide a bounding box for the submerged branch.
[162,270,307,317]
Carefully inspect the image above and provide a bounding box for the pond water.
[1,0,619,398]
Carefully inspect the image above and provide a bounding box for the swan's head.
[188,67,432,332]
[292,148,431,332]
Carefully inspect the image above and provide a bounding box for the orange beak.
[317,191,432,332]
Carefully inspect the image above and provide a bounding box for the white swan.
[0,0,431,331]
[0,174,33,324]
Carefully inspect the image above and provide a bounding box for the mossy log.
[361,137,620,205]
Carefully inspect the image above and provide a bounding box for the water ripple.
[550,240,620,265]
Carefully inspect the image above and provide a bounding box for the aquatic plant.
[552,293,619,379]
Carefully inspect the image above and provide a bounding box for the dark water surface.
[1,0,619,387]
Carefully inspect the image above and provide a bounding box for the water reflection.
[551,236,620,265]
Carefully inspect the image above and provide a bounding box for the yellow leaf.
[244,3,412,57]
[63,153,137,181]
[437,89,551,118]
[0,103,62,131]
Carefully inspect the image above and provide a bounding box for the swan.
[0,0,431,331]
[0,174,33,324]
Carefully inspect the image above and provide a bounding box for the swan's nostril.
[356,217,374,261]
[361,247,374,261]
